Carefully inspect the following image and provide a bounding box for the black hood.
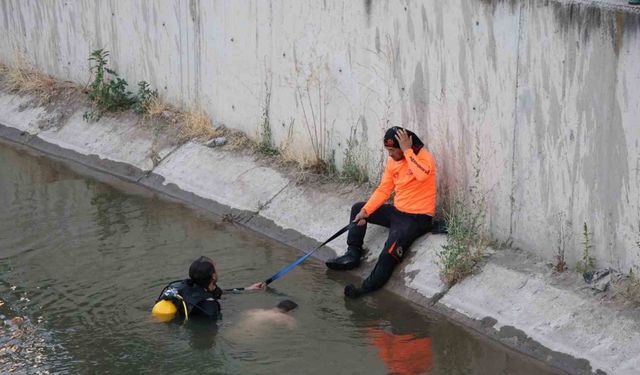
[383,127,424,153]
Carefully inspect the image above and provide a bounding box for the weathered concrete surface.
[2,91,639,374]
[511,0,640,270]
[442,250,640,374]
[38,112,176,172]
[257,183,385,255]
[2,0,638,273]
[0,93,48,133]
[401,234,447,300]
[152,142,290,213]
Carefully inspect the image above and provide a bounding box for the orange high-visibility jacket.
[363,148,437,216]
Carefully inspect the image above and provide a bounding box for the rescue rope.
[264,222,355,285]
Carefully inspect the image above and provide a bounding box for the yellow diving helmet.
[151,300,177,322]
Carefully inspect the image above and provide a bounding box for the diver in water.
[152,256,265,322]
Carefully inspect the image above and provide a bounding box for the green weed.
[84,49,157,121]
[576,222,595,274]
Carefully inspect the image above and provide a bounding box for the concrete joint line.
[233,165,262,183]
[136,143,184,183]
[254,181,292,215]
[429,289,449,306]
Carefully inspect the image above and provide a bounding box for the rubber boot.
[325,246,362,270]
[344,284,363,299]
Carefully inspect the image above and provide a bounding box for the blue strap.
[265,223,354,285]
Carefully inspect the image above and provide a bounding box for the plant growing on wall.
[294,60,336,174]
[256,82,279,156]
[554,213,570,272]
[576,222,596,274]
[341,122,369,184]
[83,49,157,121]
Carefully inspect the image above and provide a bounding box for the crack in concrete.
[254,181,292,216]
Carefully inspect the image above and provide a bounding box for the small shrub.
[438,193,487,287]
[555,251,568,272]
[576,222,595,274]
[84,49,157,121]
[132,81,158,115]
[612,267,640,306]
[256,115,279,156]
[553,213,571,272]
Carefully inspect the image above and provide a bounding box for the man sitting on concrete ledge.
[326,127,437,298]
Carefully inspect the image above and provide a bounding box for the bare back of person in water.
[228,300,298,339]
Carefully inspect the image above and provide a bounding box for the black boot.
[325,246,362,270]
[344,284,363,298]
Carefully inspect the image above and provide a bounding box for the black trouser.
[348,202,432,293]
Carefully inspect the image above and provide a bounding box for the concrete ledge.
[37,111,176,173]
[1,93,638,374]
[153,142,290,213]
[442,252,640,374]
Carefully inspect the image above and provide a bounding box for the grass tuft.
[177,109,220,143]
[0,56,76,105]
[612,267,640,306]
[438,192,487,287]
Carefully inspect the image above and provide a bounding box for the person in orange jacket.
[326,127,437,298]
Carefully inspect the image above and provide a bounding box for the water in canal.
[0,142,562,374]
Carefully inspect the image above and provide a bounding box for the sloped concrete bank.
[1,93,639,374]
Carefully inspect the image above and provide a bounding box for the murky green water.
[0,142,563,375]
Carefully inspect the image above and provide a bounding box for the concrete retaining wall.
[1,0,639,271]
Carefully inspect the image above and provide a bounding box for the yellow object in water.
[152,300,177,322]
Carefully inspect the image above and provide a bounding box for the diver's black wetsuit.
[163,280,222,320]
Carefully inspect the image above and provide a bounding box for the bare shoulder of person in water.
[243,308,297,330]
[227,300,298,340]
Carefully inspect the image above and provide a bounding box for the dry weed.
[142,96,174,120]
[612,270,640,306]
[226,129,256,150]
[0,56,76,105]
[177,109,219,143]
